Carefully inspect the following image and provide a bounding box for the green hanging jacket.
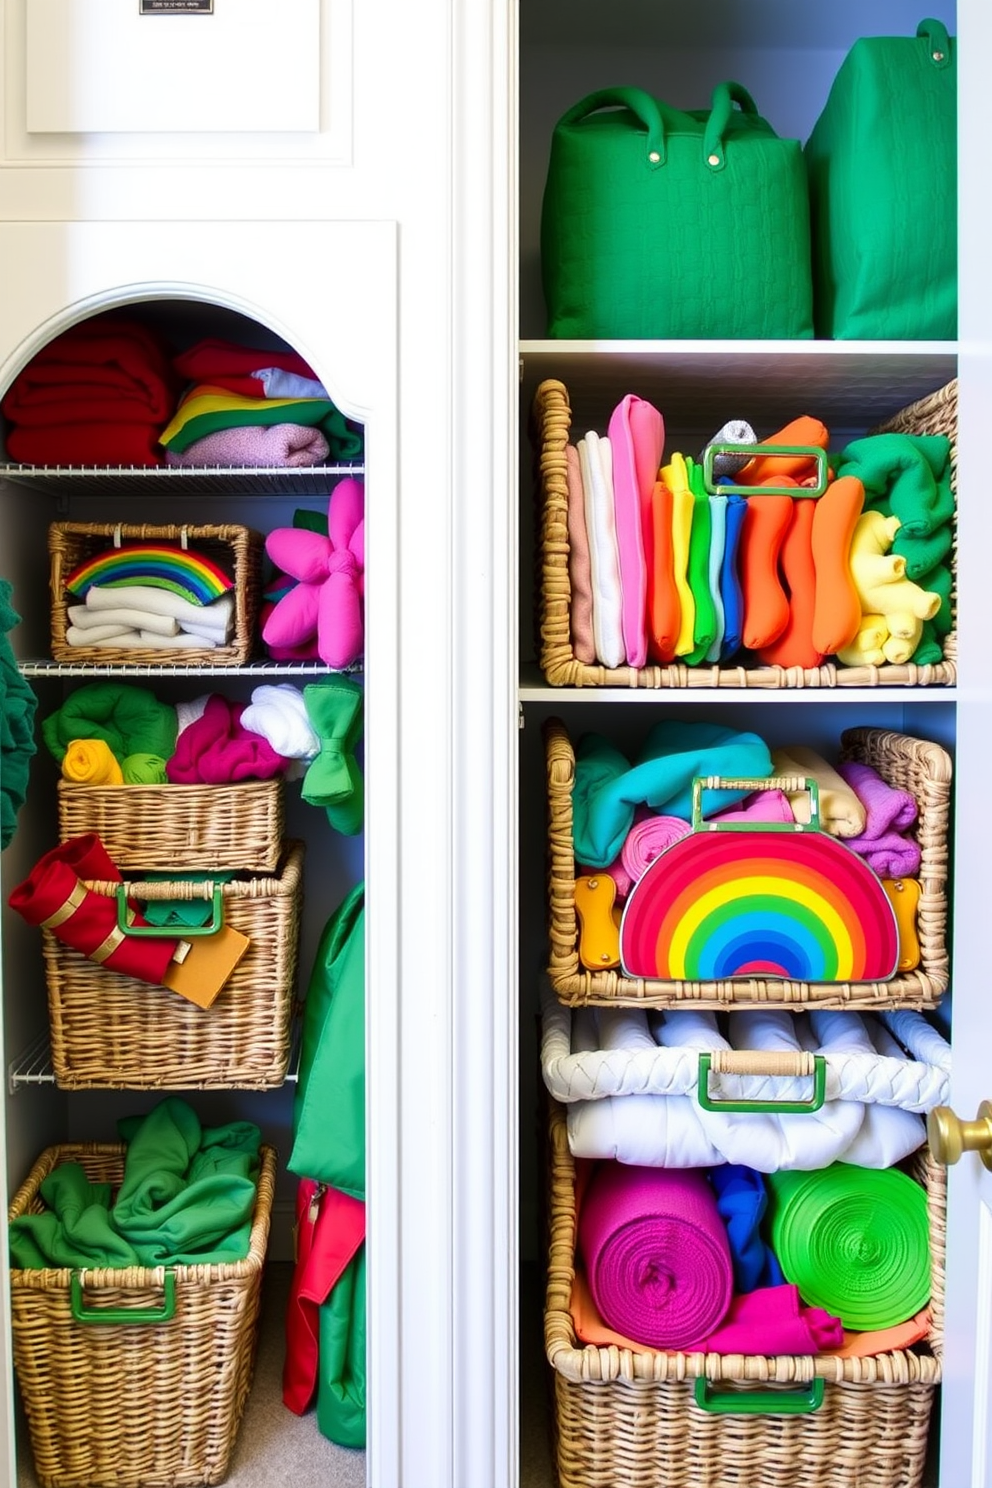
[290,882,365,1200]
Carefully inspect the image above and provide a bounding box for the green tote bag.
[540,82,814,340]
[804,18,957,340]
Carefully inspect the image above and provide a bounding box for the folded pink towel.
[619,811,692,891]
[578,1160,733,1349]
[709,788,795,826]
[165,423,331,468]
[837,761,921,878]
[608,394,664,669]
[165,694,289,785]
[572,1272,844,1356]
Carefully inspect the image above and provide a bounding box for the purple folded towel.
[837,760,921,878]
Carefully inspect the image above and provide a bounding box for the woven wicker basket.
[533,376,958,689]
[9,1141,275,1488]
[544,718,951,1009]
[42,840,304,1089]
[49,521,263,666]
[545,1098,942,1488]
[58,776,285,874]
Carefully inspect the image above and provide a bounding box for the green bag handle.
[693,1377,825,1415]
[115,882,225,938]
[70,1269,177,1324]
[689,774,822,832]
[702,442,828,498]
[702,81,761,171]
[697,1050,828,1114]
[558,84,761,174]
[917,18,951,70]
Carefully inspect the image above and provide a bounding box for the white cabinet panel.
[25,0,320,133]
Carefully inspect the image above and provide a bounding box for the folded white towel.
[579,431,624,669]
[86,585,235,629]
[68,603,179,637]
[66,623,134,645]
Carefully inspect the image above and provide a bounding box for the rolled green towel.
[765,1161,930,1331]
[121,751,169,784]
[42,680,177,765]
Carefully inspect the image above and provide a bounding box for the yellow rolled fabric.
[62,738,124,786]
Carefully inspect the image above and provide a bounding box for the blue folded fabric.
[710,1163,784,1294]
[719,493,747,661]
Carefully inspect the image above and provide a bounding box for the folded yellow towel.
[62,737,124,786]
[771,745,866,839]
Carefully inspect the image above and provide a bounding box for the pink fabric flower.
[262,478,365,669]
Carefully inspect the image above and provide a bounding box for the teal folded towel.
[572,720,773,868]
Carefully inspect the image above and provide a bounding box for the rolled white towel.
[139,630,217,649]
[179,619,233,644]
[66,623,135,645]
[240,683,320,760]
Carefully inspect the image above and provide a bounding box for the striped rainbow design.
[65,544,234,606]
[619,830,900,982]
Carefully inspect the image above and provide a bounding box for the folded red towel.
[2,315,178,424]
[5,422,166,468]
[173,336,318,391]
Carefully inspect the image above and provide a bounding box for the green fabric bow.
[302,677,364,836]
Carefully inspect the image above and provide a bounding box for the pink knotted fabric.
[262,478,365,669]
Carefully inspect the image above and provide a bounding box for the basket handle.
[693,1377,824,1415]
[697,1051,827,1113]
[690,775,821,832]
[701,442,828,498]
[70,1270,177,1324]
[114,882,225,938]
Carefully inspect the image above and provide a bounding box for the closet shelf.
[19,659,361,678]
[0,463,363,497]
[8,1030,303,1092]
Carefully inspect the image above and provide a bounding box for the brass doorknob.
[927,1103,992,1169]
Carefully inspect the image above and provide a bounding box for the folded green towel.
[765,1161,930,1331]
[835,432,954,583]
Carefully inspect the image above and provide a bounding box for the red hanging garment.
[283,1177,365,1415]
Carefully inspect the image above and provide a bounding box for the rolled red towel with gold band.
[8,833,180,985]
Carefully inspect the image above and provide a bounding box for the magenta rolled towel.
[578,1161,734,1349]
[164,423,331,468]
[837,760,921,878]
[619,812,692,889]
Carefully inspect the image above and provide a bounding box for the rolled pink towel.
[709,788,795,825]
[837,760,921,878]
[578,1161,734,1349]
[165,422,331,468]
[619,811,692,890]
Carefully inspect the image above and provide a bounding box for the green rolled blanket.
[765,1161,930,1331]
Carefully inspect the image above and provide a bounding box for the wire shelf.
[0,463,364,497]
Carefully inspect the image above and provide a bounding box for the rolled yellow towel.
[771,744,866,838]
[62,738,124,786]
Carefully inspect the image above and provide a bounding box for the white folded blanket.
[579,431,624,669]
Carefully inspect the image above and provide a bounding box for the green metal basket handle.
[690,774,821,833]
[702,441,828,498]
[694,1377,824,1415]
[70,1269,177,1324]
[115,882,225,938]
[697,1050,827,1113]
